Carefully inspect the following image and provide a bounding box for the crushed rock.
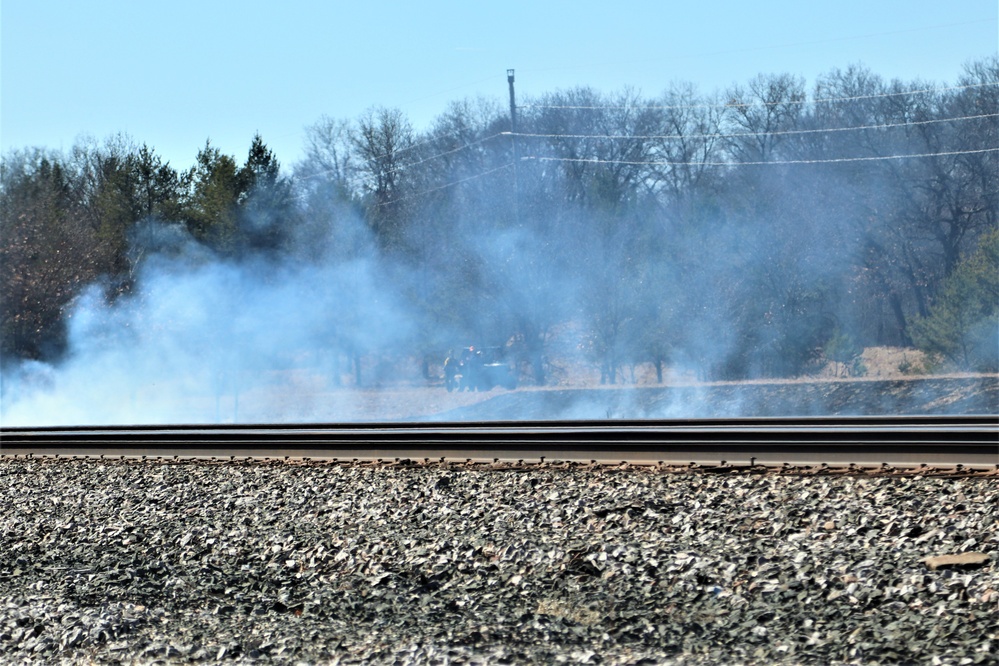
[0,458,997,664]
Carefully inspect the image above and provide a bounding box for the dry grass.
[156,347,992,423]
[817,346,932,379]
[546,346,938,386]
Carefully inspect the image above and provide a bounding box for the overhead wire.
[518,82,997,111]
[305,112,999,193]
[524,147,999,168]
[300,80,997,200]
[503,113,999,143]
[382,133,505,177]
[297,132,505,184]
[372,162,513,208]
[330,85,997,184]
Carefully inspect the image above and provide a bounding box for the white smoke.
[1,222,415,426]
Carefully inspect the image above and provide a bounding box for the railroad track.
[2,415,996,469]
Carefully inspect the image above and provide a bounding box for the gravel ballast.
[1,459,997,664]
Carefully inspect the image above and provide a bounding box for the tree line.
[2,59,997,383]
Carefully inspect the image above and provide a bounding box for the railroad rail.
[2,415,996,469]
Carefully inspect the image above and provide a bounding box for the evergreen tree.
[182,141,244,251]
[236,134,295,254]
[912,229,999,371]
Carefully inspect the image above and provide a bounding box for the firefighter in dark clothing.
[443,350,458,391]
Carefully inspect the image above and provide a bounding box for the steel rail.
[2,415,996,468]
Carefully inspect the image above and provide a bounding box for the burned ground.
[428,375,999,422]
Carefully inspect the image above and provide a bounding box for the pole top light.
[507,69,515,82]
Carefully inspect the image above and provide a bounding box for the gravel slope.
[1,459,997,664]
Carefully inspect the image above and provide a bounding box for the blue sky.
[2,1,996,172]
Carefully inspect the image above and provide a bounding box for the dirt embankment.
[194,373,998,424]
[430,376,999,421]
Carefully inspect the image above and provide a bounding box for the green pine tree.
[912,229,999,372]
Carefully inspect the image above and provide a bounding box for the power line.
[504,113,998,143]
[342,130,457,170]
[296,82,997,185]
[373,162,513,207]
[296,78,997,197]
[523,147,999,168]
[385,133,505,177]
[297,133,505,183]
[518,82,997,112]
[298,143,997,207]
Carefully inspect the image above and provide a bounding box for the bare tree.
[353,107,416,252]
[0,150,103,360]
[724,73,806,162]
[646,82,725,201]
[298,115,359,199]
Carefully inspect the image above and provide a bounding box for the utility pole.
[508,69,517,135]
[508,69,520,227]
